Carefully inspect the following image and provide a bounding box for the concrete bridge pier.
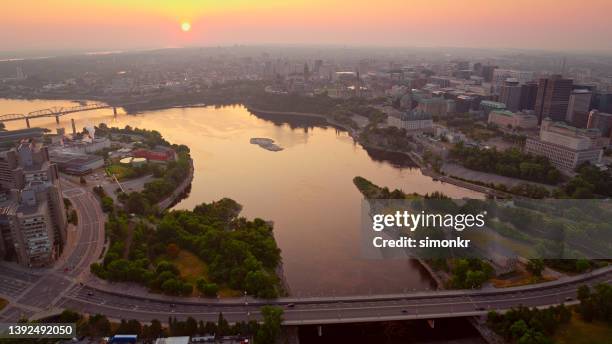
[55,115,60,124]
[25,118,30,128]
[71,118,76,135]
[113,107,117,117]
[281,326,300,344]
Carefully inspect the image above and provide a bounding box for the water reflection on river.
[2,99,483,296]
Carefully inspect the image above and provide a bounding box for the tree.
[245,269,277,298]
[185,317,198,336]
[166,243,180,258]
[148,319,164,339]
[217,313,230,337]
[575,259,590,273]
[59,309,81,323]
[510,319,528,339]
[256,306,283,344]
[68,209,78,225]
[526,259,545,277]
[101,196,114,213]
[161,278,182,295]
[196,278,219,297]
[126,192,150,215]
[86,314,111,337]
[577,285,591,301]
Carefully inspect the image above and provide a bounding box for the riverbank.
[1,98,483,296]
[247,106,510,200]
[157,158,195,210]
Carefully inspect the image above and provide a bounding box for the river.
[1,99,483,296]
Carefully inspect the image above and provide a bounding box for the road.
[0,178,106,321]
[0,178,610,325]
[54,267,612,325]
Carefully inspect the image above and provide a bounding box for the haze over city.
[2,0,612,54]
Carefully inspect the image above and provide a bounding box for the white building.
[525,118,604,174]
[388,110,433,135]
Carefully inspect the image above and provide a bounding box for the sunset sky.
[2,0,611,52]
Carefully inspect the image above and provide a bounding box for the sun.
[181,21,191,32]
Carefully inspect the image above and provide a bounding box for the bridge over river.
[0,100,151,128]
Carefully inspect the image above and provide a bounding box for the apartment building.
[0,141,67,267]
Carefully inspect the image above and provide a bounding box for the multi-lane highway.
[0,178,611,326]
[55,266,612,325]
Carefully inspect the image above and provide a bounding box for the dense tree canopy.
[92,198,282,298]
[450,143,561,185]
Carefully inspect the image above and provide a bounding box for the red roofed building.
[132,146,176,162]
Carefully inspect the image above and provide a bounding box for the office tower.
[593,92,612,113]
[519,82,538,111]
[566,89,592,127]
[313,59,323,74]
[525,118,604,173]
[0,141,67,267]
[499,78,522,111]
[480,65,496,82]
[534,75,573,123]
[587,110,612,138]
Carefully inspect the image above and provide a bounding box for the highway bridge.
[0,178,610,325]
[55,266,612,325]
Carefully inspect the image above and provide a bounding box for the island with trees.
[90,129,284,299]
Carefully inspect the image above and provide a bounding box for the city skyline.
[2,0,612,53]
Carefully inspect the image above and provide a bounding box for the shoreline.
[4,98,503,290]
[246,106,508,198]
[157,158,195,210]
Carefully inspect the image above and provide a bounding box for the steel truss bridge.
[0,102,115,127]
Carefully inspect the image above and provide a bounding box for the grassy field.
[0,298,8,311]
[490,269,555,288]
[168,250,241,297]
[106,164,136,180]
[555,313,612,344]
[171,250,208,286]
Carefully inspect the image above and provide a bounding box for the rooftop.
[491,110,515,117]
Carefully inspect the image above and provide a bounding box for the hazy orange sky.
[2,0,611,52]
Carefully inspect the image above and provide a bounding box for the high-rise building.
[593,92,612,113]
[0,141,67,267]
[566,89,592,127]
[587,110,612,138]
[492,69,535,94]
[313,59,323,74]
[525,118,604,173]
[534,75,573,123]
[519,82,539,111]
[480,65,497,82]
[499,78,522,111]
